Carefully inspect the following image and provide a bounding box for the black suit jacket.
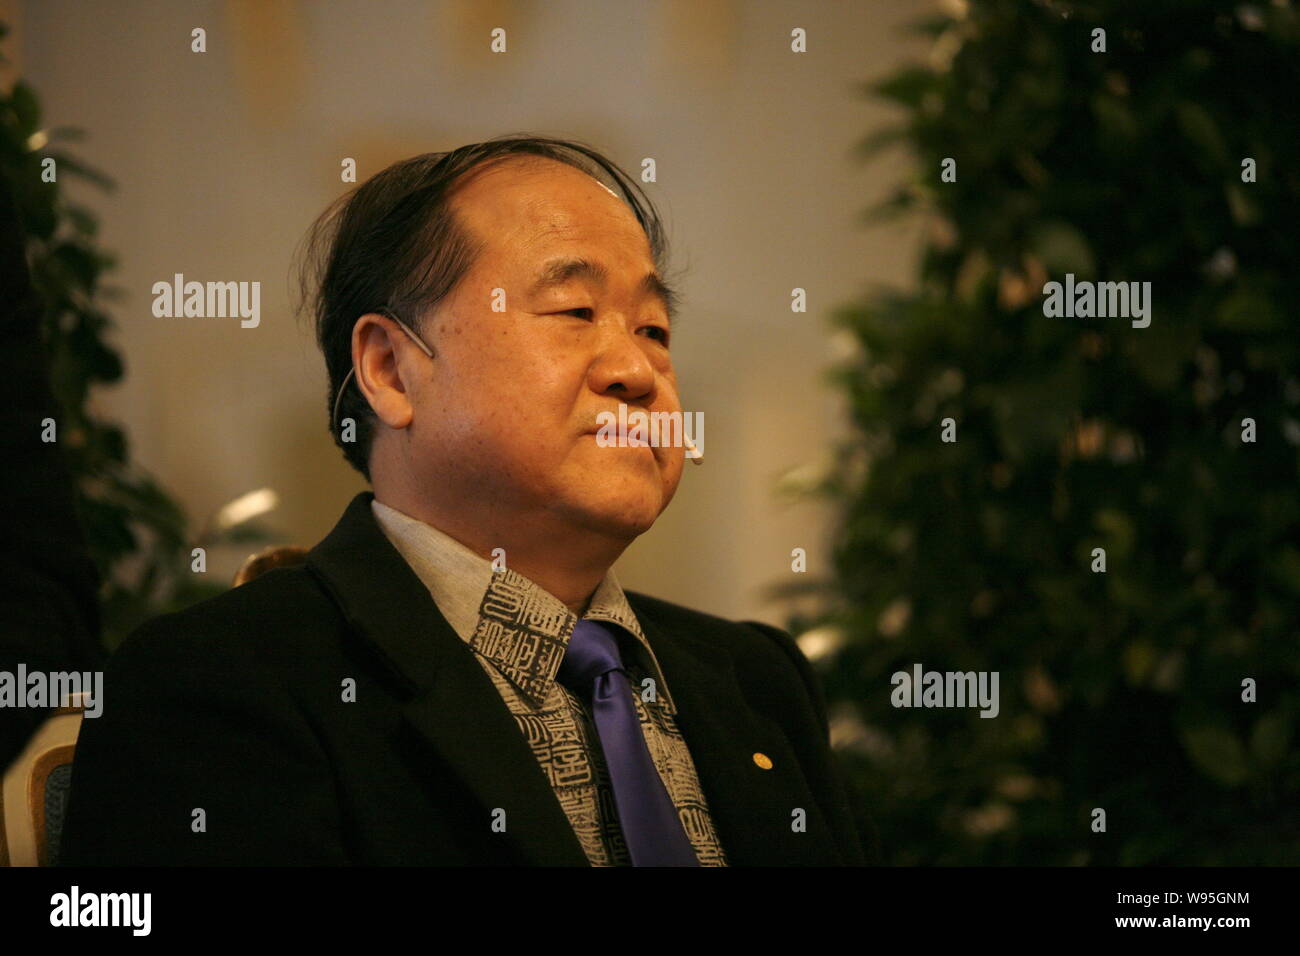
[60,492,877,866]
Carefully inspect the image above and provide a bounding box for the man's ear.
[352,312,416,429]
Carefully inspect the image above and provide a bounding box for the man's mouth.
[585,427,652,448]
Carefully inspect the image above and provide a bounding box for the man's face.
[401,158,685,541]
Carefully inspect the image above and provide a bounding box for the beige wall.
[20,0,926,625]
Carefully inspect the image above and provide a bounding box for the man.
[60,135,878,866]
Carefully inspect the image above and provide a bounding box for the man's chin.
[552,494,665,540]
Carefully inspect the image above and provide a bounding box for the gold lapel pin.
[752,752,773,770]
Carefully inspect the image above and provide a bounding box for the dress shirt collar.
[370,498,675,712]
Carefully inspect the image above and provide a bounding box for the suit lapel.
[306,492,588,866]
[631,597,844,865]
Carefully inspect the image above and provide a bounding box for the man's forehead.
[453,161,651,264]
[444,161,673,313]
[455,159,632,227]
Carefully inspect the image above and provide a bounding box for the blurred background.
[4,0,923,631]
[5,0,1298,865]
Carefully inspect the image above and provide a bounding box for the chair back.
[1,700,87,866]
[233,545,308,586]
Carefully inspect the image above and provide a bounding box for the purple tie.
[558,619,699,866]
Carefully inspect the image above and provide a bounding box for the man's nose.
[587,322,657,399]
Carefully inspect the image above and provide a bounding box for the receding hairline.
[440,154,659,282]
[446,152,629,209]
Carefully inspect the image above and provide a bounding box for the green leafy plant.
[802,0,1300,864]
[1,24,266,648]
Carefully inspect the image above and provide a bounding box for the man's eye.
[558,307,593,320]
[641,326,670,345]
